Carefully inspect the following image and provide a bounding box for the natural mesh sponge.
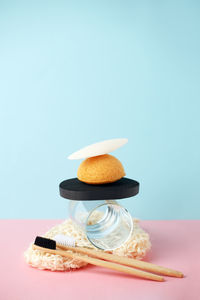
[77,154,125,184]
[24,218,151,271]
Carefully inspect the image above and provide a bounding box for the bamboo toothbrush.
[53,234,183,278]
[33,236,164,282]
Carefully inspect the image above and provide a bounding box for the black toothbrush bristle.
[34,236,56,249]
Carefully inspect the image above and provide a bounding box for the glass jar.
[68,199,133,250]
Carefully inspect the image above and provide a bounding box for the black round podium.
[59,177,139,201]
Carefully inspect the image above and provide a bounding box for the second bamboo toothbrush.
[33,236,164,282]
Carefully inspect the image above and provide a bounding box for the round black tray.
[59,177,139,200]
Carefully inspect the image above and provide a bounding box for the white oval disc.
[68,138,128,160]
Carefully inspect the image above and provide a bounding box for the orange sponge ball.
[77,154,125,184]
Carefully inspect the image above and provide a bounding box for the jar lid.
[59,177,139,201]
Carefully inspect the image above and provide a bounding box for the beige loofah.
[24,218,151,271]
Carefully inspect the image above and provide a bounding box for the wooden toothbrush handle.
[33,245,164,282]
[57,244,183,278]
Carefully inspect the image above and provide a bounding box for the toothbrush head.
[34,236,56,249]
[54,234,76,247]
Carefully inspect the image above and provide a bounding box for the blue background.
[0,1,199,219]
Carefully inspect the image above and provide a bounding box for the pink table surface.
[0,220,200,300]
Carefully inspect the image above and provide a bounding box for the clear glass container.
[68,199,133,250]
